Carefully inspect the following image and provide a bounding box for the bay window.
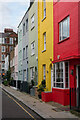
[53,62,69,88]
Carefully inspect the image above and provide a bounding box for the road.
[1,88,43,120]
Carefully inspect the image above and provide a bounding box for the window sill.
[31,53,35,56]
[52,87,69,90]
[31,26,35,31]
[58,37,70,44]
[42,49,46,53]
[41,17,46,22]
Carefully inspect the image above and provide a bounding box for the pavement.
[1,84,80,119]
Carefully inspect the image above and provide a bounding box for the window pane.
[62,19,68,40]
[31,42,35,55]
[53,64,55,82]
[26,19,28,31]
[23,23,25,35]
[59,16,70,41]
[31,15,34,29]
[59,23,62,41]
[43,65,46,80]
[43,0,46,18]
[67,16,70,37]
[56,83,64,88]
[65,62,69,88]
[44,32,46,50]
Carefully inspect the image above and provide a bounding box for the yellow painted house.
[38,0,53,91]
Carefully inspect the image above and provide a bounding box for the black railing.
[70,88,80,112]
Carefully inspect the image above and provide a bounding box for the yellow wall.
[38,1,53,91]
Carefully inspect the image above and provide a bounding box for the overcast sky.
[0,0,30,33]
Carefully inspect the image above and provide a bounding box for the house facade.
[41,1,80,107]
[18,23,23,89]
[28,1,38,86]
[38,0,53,91]
[0,29,17,78]
[52,0,80,106]
[14,44,18,88]
[22,9,29,92]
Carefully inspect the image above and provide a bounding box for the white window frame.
[53,62,69,89]
[26,46,28,58]
[2,38,5,44]
[43,0,46,18]
[23,48,25,60]
[43,64,46,80]
[31,14,35,29]
[9,46,13,51]
[59,16,70,42]
[23,23,25,35]
[2,54,5,61]
[23,70,26,81]
[31,41,35,56]
[10,38,13,44]
[43,32,46,50]
[2,63,5,68]
[26,19,28,31]
[30,67,34,80]
[2,46,5,52]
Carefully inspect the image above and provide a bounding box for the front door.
[77,65,80,108]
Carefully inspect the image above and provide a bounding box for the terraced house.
[22,9,29,92]
[18,22,23,89]
[18,1,38,92]
[28,1,38,87]
[38,0,53,92]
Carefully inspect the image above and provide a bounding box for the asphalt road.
[2,89,43,120]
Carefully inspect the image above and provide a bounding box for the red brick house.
[0,28,18,76]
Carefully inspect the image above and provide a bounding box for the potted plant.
[37,80,46,99]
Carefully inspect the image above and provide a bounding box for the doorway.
[76,65,80,108]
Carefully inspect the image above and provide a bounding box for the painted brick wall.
[53,1,79,62]
[78,2,80,55]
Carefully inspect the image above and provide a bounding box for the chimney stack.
[4,28,13,33]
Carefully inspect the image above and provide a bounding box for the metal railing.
[70,88,80,112]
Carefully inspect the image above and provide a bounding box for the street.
[2,88,43,120]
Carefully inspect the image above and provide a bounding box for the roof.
[17,1,34,28]
[0,32,17,38]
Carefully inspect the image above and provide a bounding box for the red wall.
[41,92,53,102]
[53,1,79,62]
[78,1,80,55]
[52,88,69,106]
[41,89,69,106]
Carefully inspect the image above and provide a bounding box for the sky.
[0,0,30,33]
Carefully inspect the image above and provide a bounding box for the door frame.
[76,65,80,107]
